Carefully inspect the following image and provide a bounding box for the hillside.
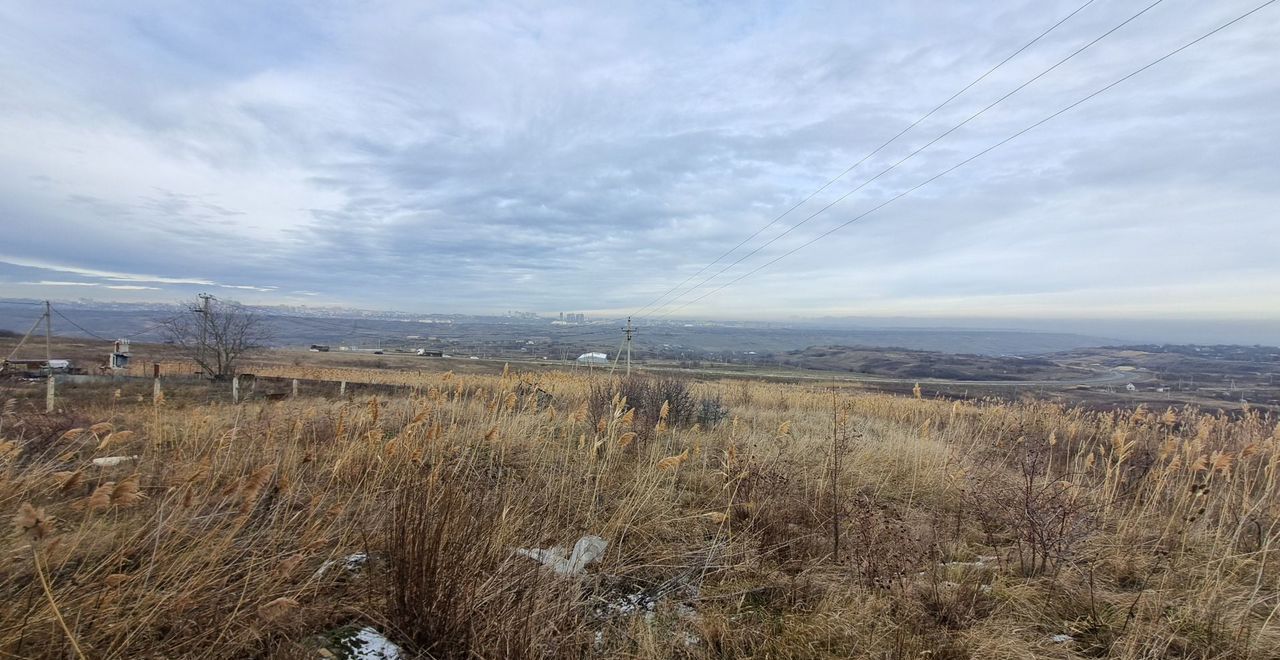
[769,345,1090,381]
[2,365,1279,658]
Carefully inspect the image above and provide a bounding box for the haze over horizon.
[2,1,1278,326]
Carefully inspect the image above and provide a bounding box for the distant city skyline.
[2,2,1278,323]
[3,296,1276,346]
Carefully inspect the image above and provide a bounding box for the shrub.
[697,394,730,428]
[588,376,696,437]
[965,438,1092,577]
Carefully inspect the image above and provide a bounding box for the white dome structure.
[576,352,608,366]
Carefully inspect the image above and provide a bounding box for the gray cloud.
[0,0,1277,321]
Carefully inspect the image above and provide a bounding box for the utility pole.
[44,300,51,363]
[44,300,54,413]
[194,293,214,378]
[609,318,635,377]
[624,316,634,377]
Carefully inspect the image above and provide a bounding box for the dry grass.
[1,370,1279,658]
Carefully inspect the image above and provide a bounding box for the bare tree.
[160,297,270,380]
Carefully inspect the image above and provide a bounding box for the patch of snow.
[600,590,657,618]
[92,455,139,467]
[344,627,402,659]
[597,587,700,627]
[515,535,607,575]
[1049,633,1074,644]
[314,553,369,579]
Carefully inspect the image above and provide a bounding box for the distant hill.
[766,345,1087,381]
[632,326,1115,357]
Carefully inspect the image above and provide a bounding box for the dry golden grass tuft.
[84,482,114,511]
[13,502,54,541]
[257,596,299,625]
[657,448,689,470]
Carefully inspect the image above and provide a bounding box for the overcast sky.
[1,0,1277,323]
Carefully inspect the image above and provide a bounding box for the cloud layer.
[1,0,1277,320]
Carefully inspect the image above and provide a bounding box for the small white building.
[576,352,609,366]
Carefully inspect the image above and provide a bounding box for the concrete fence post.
[45,374,55,413]
[232,375,240,404]
[292,379,299,398]
[339,381,346,396]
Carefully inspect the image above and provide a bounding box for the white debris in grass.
[515,535,607,575]
[1049,633,1074,643]
[940,555,1000,568]
[342,627,402,659]
[92,455,139,467]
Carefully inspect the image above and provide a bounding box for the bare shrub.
[588,376,696,437]
[697,394,730,428]
[846,494,929,588]
[966,439,1091,577]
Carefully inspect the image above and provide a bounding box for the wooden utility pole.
[44,300,54,413]
[44,301,51,363]
[624,317,633,377]
[194,293,214,378]
[610,317,634,377]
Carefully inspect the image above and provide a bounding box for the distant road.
[452,354,1137,388]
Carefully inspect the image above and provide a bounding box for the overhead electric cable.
[629,0,1101,317]
[655,0,1276,318]
[51,306,112,341]
[641,0,1168,319]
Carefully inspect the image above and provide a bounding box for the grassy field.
[3,362,1280,658]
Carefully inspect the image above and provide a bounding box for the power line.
[48,305,176,341]
[121,317,176,339]
[50,306,113,341]
[641,0,1167,320]
[656,0,1276,319]
[630,0,1100,318]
